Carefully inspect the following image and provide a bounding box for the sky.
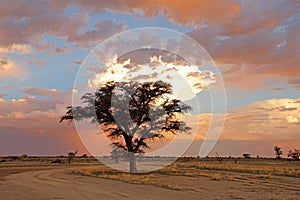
[0,0,299,157]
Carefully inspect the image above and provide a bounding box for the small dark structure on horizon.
[274,145,283,159]
[67,150,78,164]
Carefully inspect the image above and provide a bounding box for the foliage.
[67,150,78,164]
[274,145,283,159]
[288,149,300,160]
[242,153,251,159]
[60,81,191,173]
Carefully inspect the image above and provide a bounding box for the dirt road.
[0,166,299,200]
[0,167,200,200]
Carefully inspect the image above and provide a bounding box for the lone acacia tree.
[274,145,283,159]
[60,81,191,173]
[288,149,300,160]
[67,150,78,164]
[242,153,251,159]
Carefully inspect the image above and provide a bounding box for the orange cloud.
[0,91,298,156]
[75,0,297,90]
[73,60,83,65]
[120,0,240,26]
[0,93,6,98]
[287,77,300,91]
[0,43,32,54]
[70,0,298,35]
[23,88,59,96]
[190,98,300,141]
[187,16,300,90]
[146,0,296,35]
[0,1,126,50]
[55,46,71,54]
[0,90,89,155]
[0,57,24,77]
[1,0,298,91]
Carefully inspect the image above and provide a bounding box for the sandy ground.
[0,166,299,200]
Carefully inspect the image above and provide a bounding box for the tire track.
[0,167,199,200]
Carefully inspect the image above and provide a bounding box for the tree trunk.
[129,152,137,173]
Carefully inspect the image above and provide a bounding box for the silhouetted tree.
[67,150,78,164]
[60,81,191,173]
[274,145,283,159]
[215,152,223,163]
[21,154,28,159]
[80,154,88,158]
[242,153,251,159]
[288,149,300,160]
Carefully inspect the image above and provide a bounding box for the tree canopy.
[60,81,191,173]
[274,145,283,159]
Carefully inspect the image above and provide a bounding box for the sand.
[0,166,299,200]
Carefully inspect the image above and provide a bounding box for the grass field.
[73,157,300,199]
[1,156,299,177]
[73,157,300,178]
[1,156,299,199]
[74,157,300,187]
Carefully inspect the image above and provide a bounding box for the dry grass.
[1,157,299,198]
[75,167,184,190]
[1,157,298,178]
[151,159,300,181]
[74,158,299,189]
[172,159,300,178]
[210,173,221,181]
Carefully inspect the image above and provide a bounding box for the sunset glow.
[0,0,299,157]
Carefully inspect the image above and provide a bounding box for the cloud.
[33,42,55,51]
[187,13,300,90]
[109,1,295,90]
[127,0,240,26]
[0,1,126,50]
[258,106,298,112]
[286,77,300,90]
[68,0,299,36]
[0,93,6,98]
[2,85,13,89]
[68,19,126,48]
[68,0,240,27]
[0,89,89,155]
[72,0,297,90]
[286,115,299,124]
[28,60,47,66]
[224,98,300,139]
[23,88,59,96]
[191,98,300,141]
[0,57,24,77]
[113,1,300,90]
[1,0,298,91]
[121,0,298,36]
[0,43,32,54]
[55,46,71,54]
[271,88,285,91]
[35,60,46,66]
[73,60,83,65]
[0,57,8,68]
[7,110,58,121]
[0,94,66,117]
[87,54,216,101]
